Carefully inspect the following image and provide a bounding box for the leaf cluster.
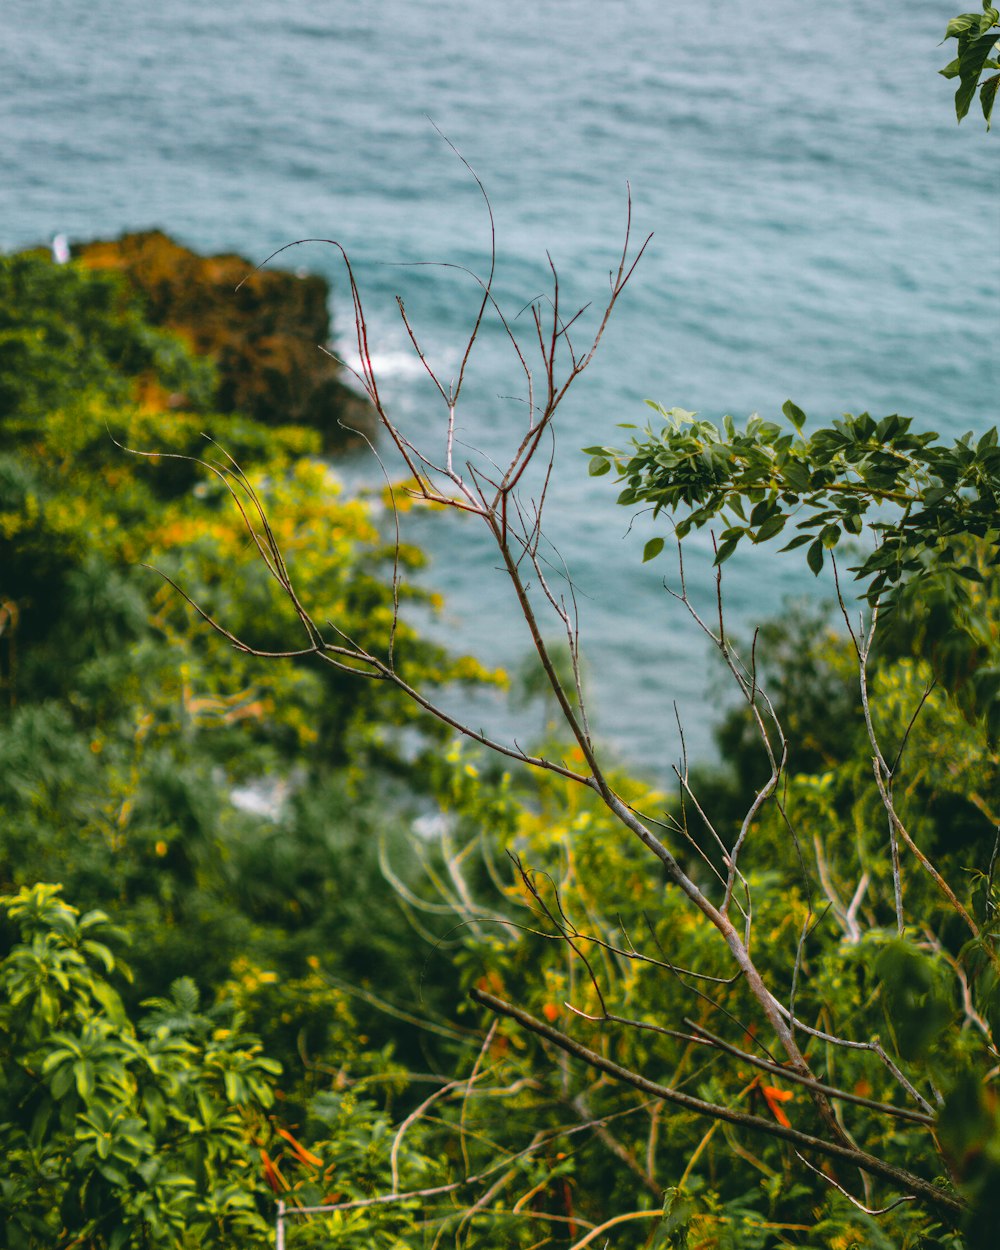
[0,885,444,1249]
[940,3,1000,127]
[588,404,1000,737]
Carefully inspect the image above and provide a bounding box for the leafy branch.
[588,405,1000,737]
[940,3,1000,127]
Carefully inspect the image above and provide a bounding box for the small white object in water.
[51,233,70,264]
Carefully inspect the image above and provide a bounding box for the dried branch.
[469,988,961,1219]
[682,1018,934,1126]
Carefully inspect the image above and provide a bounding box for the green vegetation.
[0,250,486,1247]
[940,3,1000,126]
[1,9,997,1246]
[588,404,1000,738]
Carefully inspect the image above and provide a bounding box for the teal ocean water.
[3,0,996,772]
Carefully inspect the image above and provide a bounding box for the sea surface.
[2,0,996,775]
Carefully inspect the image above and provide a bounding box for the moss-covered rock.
[75,230,373,448]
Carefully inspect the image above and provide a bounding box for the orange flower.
[260,1148,288,1193]
[761,1085,794,1129]
[277,1127,324,1169]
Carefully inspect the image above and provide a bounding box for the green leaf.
[755,514,787,542]
[782,399,807,432]
[97,1162,129,1187]
[51,1061,75,1100]
[820,524,840,549]
[714,536,740,565]
[642,536,665,563]
[945,13,983,39]
[660,1185,696,1235]
[749,499,773,527]
[956,72,980,119]
[588,456,611,477]
[91,978,127,1026]
[82,939,115,973]
[782,459,811,492]
[74,1060,95,1100]
[954,30,1000,120]
[170,976,200,1012]
[806,540,825,575]
[780,533,814,552]
[982,72,1000,125]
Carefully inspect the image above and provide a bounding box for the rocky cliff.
[75,230,373,448]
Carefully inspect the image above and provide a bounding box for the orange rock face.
[76,230,373,447]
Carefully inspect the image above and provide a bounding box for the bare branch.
[469,988,962,1219]
[794,1151,917,1216]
